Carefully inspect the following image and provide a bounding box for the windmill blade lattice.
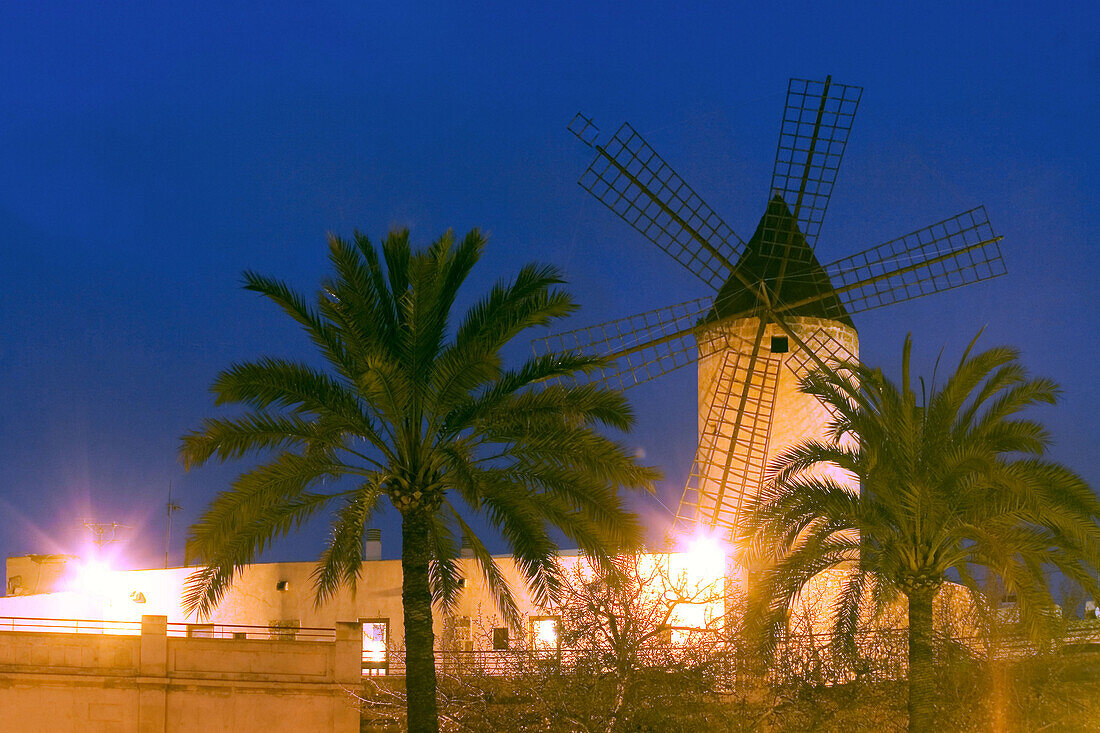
[780,324,860,422]
[764,77,862,263]
[533,298,723,390]
[782,325,859,381]
[570,114,745,291]
[678,349,781,540]
[820,206,1005,315]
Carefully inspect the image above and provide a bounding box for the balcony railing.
[3,616,1096,682]
[0,616,142,635]
[373,624,1100,680]
[165,622,336,641]
[0,616,334,641]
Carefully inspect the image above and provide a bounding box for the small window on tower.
[770,336,789,353]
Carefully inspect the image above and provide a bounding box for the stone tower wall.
[692,316,859,536]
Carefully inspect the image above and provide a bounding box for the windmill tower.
[537,77,1006,544]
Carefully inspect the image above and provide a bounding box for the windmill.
[536,77,1006,544]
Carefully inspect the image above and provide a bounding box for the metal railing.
[0,617,334,641]
[380,644,719,678]
[372,623,1100,680]
[0,617,142,635]
[165,622,335,641]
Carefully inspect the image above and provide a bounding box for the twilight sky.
[0,2,1096,570]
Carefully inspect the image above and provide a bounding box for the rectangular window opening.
[360,618,389,676]
[529,616,561,653]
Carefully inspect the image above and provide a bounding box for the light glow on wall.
[45,555,175,627]
[66,560,121,598]
[683,530,729,586]
[664,528,732,638]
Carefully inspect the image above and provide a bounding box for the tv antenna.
[78,519,129,549]
[165,482,182,568]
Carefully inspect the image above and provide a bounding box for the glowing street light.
[684,532,729,583]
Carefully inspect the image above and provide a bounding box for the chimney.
[363,528,382,561]
[460,537,475,559]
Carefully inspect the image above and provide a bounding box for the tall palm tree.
[180,229,659,733]
[740,333,1100,733]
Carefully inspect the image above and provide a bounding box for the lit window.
[361,619,388,676]
[529,616,560,652]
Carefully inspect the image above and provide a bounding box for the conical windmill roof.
[705,196,854,328]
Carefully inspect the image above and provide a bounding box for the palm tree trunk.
[402,507,439,733]
[907,586,935,733]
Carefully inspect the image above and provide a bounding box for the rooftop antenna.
[165,482,182,569]
[79,519,129,549]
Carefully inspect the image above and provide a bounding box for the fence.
[0,616,143,634]
[0,616,336,641]
[3,615,1096,682]
[383,624,1100,682]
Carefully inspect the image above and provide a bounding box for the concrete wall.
[0,615,361,733]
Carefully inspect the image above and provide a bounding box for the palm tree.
[179,229,659,733]
[740,333,1100,733]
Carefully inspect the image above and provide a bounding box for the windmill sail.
[554,78,1003,543]
[782,325,859,380]
[532,298,714,390]
[570,115,745,290]
[820,206,1005,315]
[678,349,781,539]
[765,77,862,261]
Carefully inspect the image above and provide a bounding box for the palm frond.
[242,271,357,381]
[312,485,384,606]
[186,450,349,564]
[445,506,524,629]
[180,413,349,469]
[184,490,340,618]
[748,330,1099,657]
[181,226,655,653]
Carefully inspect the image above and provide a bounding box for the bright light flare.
[362,621,388,675]
[62,557,147,606]
[661,528,733,637]
[680,529,730,585]
[66,559,122,597]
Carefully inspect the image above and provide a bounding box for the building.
[0,536,731,674]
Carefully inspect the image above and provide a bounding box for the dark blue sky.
[1,2,1096,569]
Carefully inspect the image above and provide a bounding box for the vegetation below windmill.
[353,583,1100,733]
[415,648,1100,733]
[353,330,1100,732]
[735,332,1100,733]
